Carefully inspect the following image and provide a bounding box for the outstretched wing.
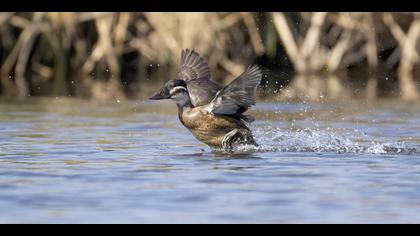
[210,65,262,115]
[187,77,222,107]
[177,49,213,82]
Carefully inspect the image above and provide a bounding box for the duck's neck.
[177,100,192,124]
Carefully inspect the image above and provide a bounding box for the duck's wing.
[177,49,213,82]
[209,65,262,115]
[177,49,222,106]
[187,78,222,107]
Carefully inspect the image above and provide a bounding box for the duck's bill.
[149,93,169,100]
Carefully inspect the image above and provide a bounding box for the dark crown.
[167,79,187,89]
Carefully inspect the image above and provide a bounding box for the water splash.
[230,125,420,155]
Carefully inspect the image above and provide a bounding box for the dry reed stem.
[0,12,419,101]
[241,12,265,55]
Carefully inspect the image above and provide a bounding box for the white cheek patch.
[169,86,187,96]
[169,86,190,106]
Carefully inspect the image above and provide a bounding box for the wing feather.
[210,65,262,115]
[177,49,213,82]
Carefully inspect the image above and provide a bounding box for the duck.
[150,49,262,151]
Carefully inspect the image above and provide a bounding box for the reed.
[0,12,419,102]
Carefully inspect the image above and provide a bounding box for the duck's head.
[149,80,191,107]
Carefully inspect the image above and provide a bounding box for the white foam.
[231,125,419,155]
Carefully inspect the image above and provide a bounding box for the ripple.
[2,100,420,223]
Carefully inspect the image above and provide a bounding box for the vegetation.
[0,12,419,102]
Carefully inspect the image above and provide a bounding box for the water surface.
[1,98,420,223]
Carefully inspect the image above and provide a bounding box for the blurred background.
[0,12,419,102]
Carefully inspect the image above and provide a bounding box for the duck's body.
[178,104,256,149]
[150,49,261,152]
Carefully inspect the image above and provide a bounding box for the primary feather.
[177,49,213,82]
[210,65,262,115]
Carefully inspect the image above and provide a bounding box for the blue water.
[1,99,420,223]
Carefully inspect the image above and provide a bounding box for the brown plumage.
[178,105,256,149]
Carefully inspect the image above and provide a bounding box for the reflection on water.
[1,98,420,223]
